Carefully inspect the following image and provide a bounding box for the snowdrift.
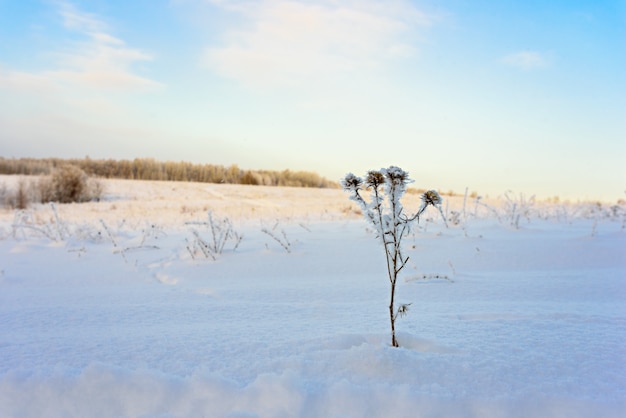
[1,177,624,417]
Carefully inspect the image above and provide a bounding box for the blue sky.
[1,0,624,201]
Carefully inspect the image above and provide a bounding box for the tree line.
[0,157,338,188]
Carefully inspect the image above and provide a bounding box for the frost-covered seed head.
[422,190,442,207]
[384,166,409,185]
[341,173,363,192]
[366,170,385,188]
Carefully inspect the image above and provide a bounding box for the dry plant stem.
[12,211,51,240]
[50,203,66,241]
[387,179,406,347]
[261,226,291,253]
[389,284,397,346]
[99,219,130,263]
[11,204,67,241]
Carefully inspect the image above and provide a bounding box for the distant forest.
[0,157,338,188]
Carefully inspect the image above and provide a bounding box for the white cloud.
[0,1,162,92]
[500,50,550,71]
[49,31,161,90]
[58,1,107,32]
[204,0,431,88]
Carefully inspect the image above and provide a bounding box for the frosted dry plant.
[12,203,68,241]
[261,220,292,253]
[342,166,444,348]
[503,191,535,229]
[98,219,164,263]
[185,211,242,260]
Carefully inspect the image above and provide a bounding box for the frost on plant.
[12,203,69,241]
[342,166,443,347]
[185,211,243,260]
[261,220,292,253]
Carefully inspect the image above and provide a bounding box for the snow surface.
[0,177,625,417]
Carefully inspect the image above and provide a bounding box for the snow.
[0,176,625,417]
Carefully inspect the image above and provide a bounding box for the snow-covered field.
[1,176,625,418]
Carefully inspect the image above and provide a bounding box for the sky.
[0,0,624,201]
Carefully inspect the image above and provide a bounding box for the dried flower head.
[366,170,385,188]
[422,190,442,207]
[341,173,363,192]
[384,166,409,185]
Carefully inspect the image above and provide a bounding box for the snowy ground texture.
[1,177,625,418]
